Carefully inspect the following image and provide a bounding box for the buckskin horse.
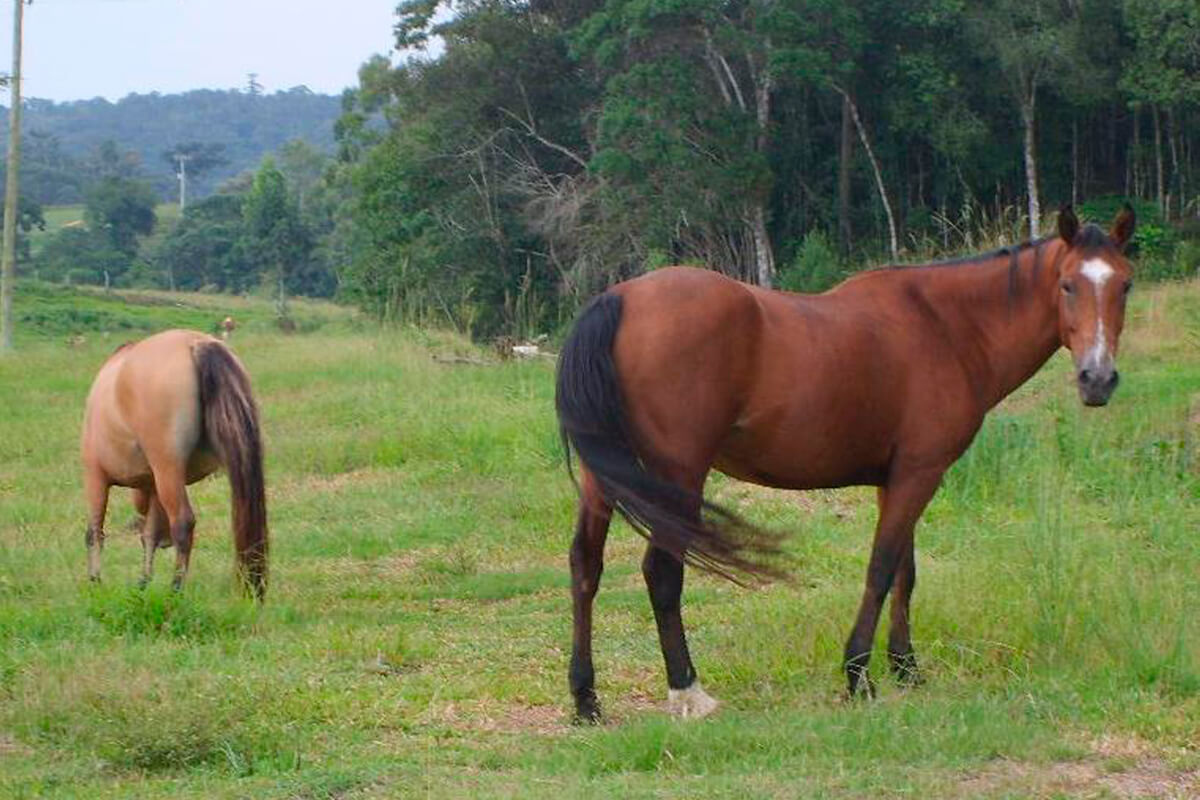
[556,206,1135,721]
[81,329,268,599]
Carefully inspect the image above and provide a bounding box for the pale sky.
[0,0,401,102]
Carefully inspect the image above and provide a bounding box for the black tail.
[555,293,784,584]
[195,341,268,600]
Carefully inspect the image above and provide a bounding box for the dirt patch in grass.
[957,735,1199,799]
[0,732,32,756]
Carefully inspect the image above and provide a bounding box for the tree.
[84,175,158,257]
[155,193,247,292]
[1121,0,1200,218]
[242,158,311,317]
[968,0,1086,237]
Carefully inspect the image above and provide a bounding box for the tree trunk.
[1071,117,1078,207]
[750,73,775,287]
[1153,104,1164,218]
[834,85,897,260]
[1166,106,1179,220]
[838,94,853,253]
[1132,105,1141,198]
[750,204,774,288]
[1021,93,1041,239]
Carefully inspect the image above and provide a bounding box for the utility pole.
[175,152,190,211]
[1,0,27,354]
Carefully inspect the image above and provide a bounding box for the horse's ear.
[1109,203,1136,252]
[1058,205,1079,245]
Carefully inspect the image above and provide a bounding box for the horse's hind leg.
[84,470,111,583]
[137,493,169,588]
[644,543,718,718]
[844,470,942,697]
[642,467,718,718]
[151,465,196,592]
[569,470,612,723]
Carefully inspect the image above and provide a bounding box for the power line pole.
[0,0,27,354]
[175,152,190,211]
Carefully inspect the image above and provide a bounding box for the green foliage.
[243,158,320,305]
[154,193,249,291]
[32,228,130,287]
[779,230,844,292]
[83,175,158,256]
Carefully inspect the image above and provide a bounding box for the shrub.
[779,230,844,293]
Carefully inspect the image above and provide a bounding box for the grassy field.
[0,280,1197,798]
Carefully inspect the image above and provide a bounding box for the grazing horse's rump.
[80,329,268,598]
[557,206,1136,722]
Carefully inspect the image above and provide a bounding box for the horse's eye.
[1060,282,1074,296]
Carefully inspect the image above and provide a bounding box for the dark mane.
[896,235,1053,270]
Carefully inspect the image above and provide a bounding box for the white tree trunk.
[834,85,898,260]
[751,74,775,287]
[1153,104,1164,218]
[1021,96,1041,239]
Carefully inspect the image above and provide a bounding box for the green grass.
[0,281,1197,798]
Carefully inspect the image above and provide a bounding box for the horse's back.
[82,329,220,487]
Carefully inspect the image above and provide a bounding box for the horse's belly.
[185,449,221,484]
[713,453,886,490]
[713,424,891,489]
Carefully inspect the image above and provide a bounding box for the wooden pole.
[0,0,25,354]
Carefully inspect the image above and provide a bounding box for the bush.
[779,230,844,293]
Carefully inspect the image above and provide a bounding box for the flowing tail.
[195,341,268,600]
[555,293,784,584]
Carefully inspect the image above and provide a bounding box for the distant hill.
[0,87,343,204]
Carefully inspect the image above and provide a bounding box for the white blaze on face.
[1078,258,1114,369]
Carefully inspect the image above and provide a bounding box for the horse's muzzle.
[1078,367,1119,407]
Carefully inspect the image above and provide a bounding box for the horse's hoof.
[889,651,925,687]
[572,690,602,725]
[845,673,877,701]
[667,682,719,719]
[88,575,101,584]
[136,576,150,590]
[573,703,602,725]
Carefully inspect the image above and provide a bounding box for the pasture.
[0,280,1197,798]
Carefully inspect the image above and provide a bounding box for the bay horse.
[556,206,1135,721]
[81,329,268,599]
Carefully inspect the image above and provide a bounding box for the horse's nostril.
[1079,369,1092,384]
[1108,370,1120,388]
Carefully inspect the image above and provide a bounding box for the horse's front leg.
[844,470,942,697]
[887,534,923,686]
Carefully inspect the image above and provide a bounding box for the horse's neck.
[922,242,1064,409]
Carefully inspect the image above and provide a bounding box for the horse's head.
[1054,205,1136,407]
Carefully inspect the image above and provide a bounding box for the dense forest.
[0,86,341,203]
[327,0,1199,336]
[14,0,1200,339]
